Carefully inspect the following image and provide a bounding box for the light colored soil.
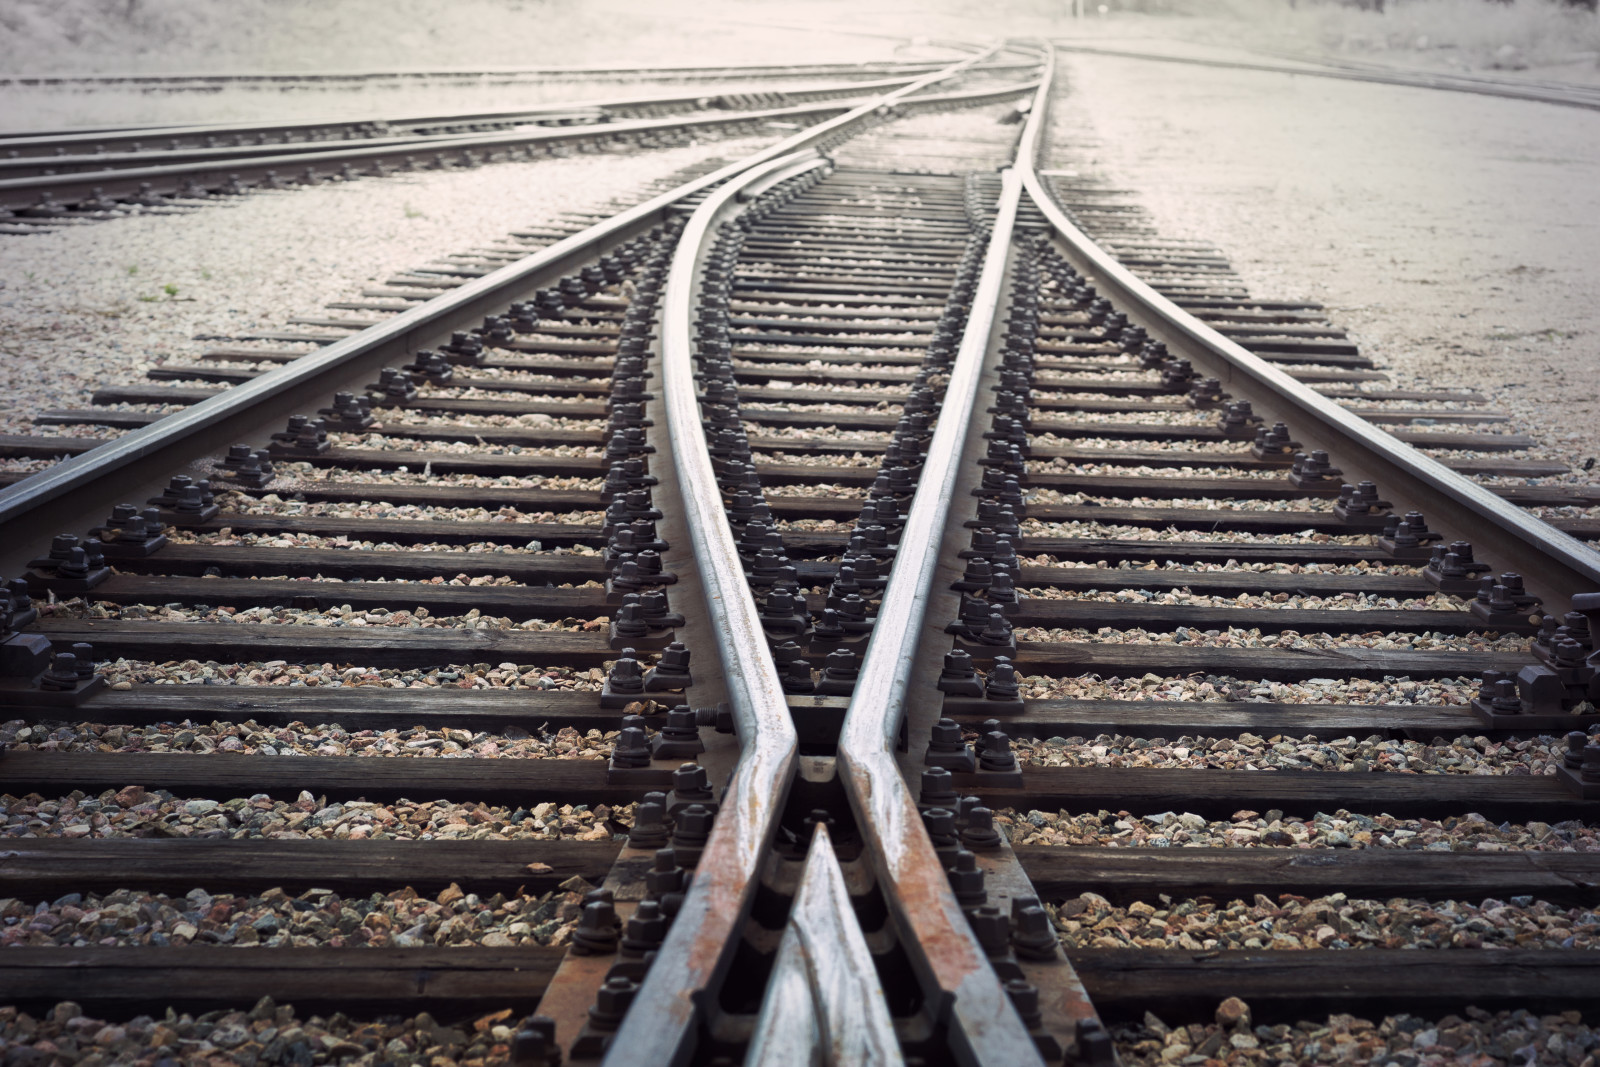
[0,135,781,436]
[1048,50,1600,467]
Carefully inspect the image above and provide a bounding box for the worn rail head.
[0,48,1031,560]
[601,43,1030,1064]
[835,165,1046,1066]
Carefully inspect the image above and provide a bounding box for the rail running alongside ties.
[0,75,939,173]
[0,39,1080,1067]
[1051,42,1600,113]
[0,58,1039,227]
[0,56,1036,90]
[551,38,1600,1065]
[2,35,1600,1067]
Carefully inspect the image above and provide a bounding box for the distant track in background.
[0,36,1597,1067]
[1053,40,1600,110]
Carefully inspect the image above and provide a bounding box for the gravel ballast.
[1,879,603,949]
[0,997,523,1067]
[1116,999,1597,1066]
[4,790,627,842]
[0,135,782,437]
[1016,731,1584,777]
[1049,52,1600,464]
[1051,891,1598,951]
[1001,807,1599,853]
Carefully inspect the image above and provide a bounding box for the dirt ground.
[1048,48,1600,468]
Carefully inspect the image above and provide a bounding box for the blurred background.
[1,0,1596,81]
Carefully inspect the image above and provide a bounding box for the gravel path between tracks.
[324,434,604,459]
[1115,1000,1598,1066]
[1040,462,1288,481]
[3,790,628,843]
[1030,435,1251,455]
[256,465,605,493]
[0,997,518,1066]
[42,601,596,633]
[1020,520,1379,545]
[753,450,880,468]
[1020,587,1465,611]
[92,659,608,691]
[1016,626,1527,653]
[377,412,607,433]
[1,719,617,761]
[1025,559,1424,577]
[999,807,1598,852]
[1027,492,1330,512]
[166,531,592,557]
[220,493,604,526]
[1050,891,1598,951]
[1017,730,1589,776]
[745,425,892,444]
[0,135,781,437]
[831,101,1024,173]
[1049,53,1600,466]
[1012,671,1478,706]
[3,880,604,949]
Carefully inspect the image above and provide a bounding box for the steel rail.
[834,165,1043,1067]
[0,47,1019,542]
[601,146,825,1062]
[1248,45,1600,103]
[0,99,850,213]
[0,57,983,89]
[605,42,1029,1062]
[0,74,933,166]
[1051,41,1600,113]
[745,824,903,1067]
[612,143,825,1067]
[1017,50,1600,612]
[602,147,822,1064]
[0,78,1038,214]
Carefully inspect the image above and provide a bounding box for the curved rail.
[827,44,1066,1065]
[612,146,823,1064]
[0,52,1023,543]
[833,166,1045,1067]
[0,56,993,89]
[0,73,937,172]
[0,78,1038,215]
[605,42,1044,1063]
[599,39,1081,1066]
[1015,54,1600,612]
[745,824,902,1066]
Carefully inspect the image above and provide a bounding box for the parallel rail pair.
[0,74,1035,221]
[0,36,1597,1067]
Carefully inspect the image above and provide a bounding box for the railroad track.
[0,81,907,168]
[0,55,1029,91]
[0,62,1037,230]
[0,54,1039,164]
[0,38,1598,1067]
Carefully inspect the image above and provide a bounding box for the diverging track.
[0,38,1598,1067]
